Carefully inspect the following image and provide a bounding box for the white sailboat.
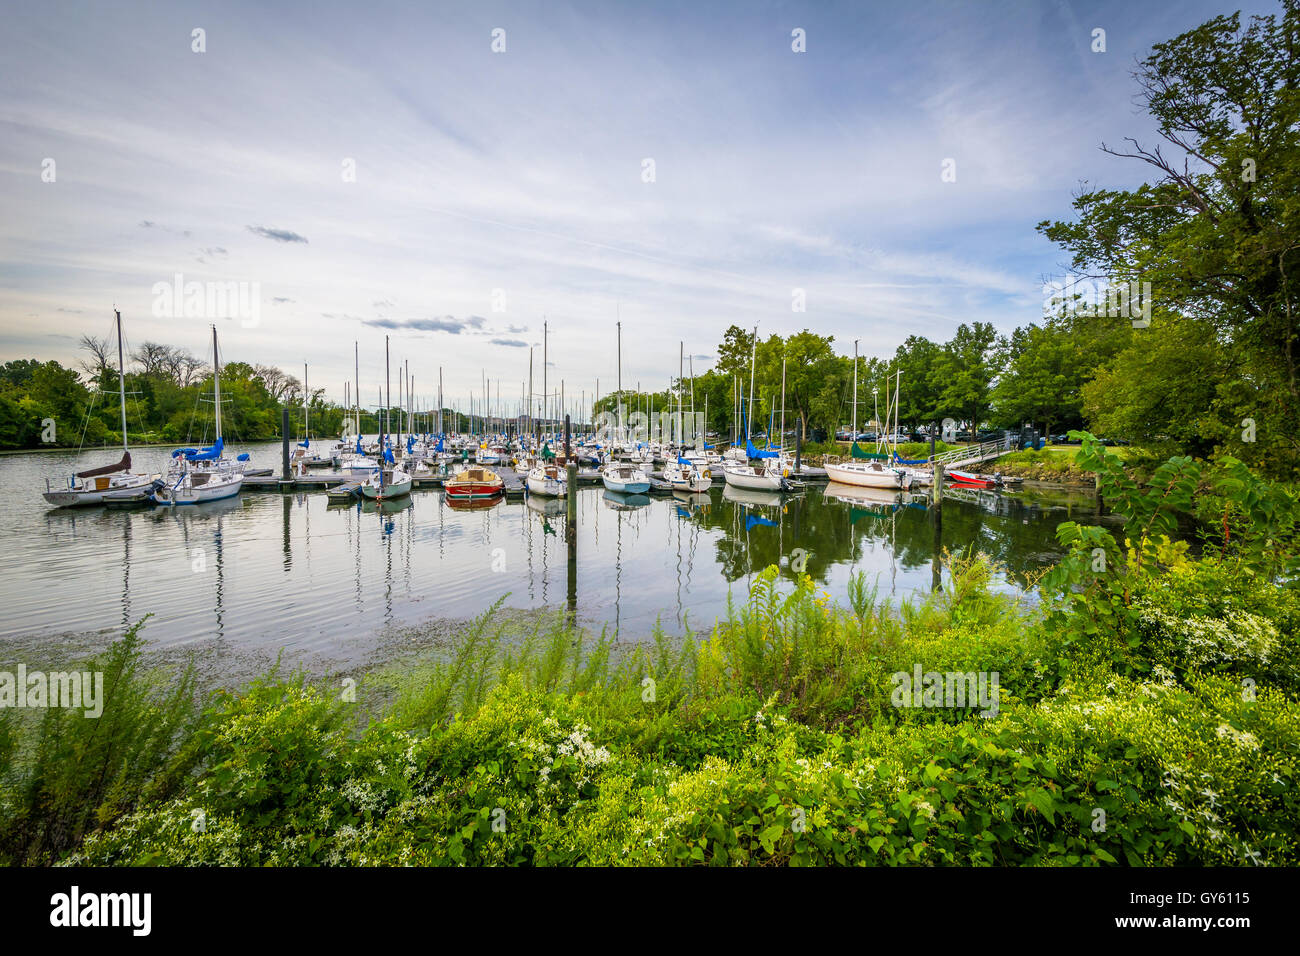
[664,456,711,492]
[824,346,912,491]
[43,309,160,507]
[152,326,245,505]
[723,325,792,493]
[526,460,568,497]
[359,335,413,500]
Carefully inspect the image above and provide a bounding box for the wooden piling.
[281,407,290,480]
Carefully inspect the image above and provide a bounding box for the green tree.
[1039,1,1300,476]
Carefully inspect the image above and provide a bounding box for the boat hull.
[526,474,567,497]
[445,482,504,500]
[43,472,156,507]
[359,478,413,499]
[152,475,244,505]
[722,464,786,491]
[823,462,910,490]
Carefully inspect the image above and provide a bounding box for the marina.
[6,437,1112,675]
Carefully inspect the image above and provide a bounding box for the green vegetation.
[1,437,1296,866]
[0,345,452,450]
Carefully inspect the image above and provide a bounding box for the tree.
[1039,1,1300,476]
[929,323,1000,430]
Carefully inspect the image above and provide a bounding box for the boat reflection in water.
[602,490,651,511]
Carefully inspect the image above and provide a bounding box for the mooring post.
[281,407,291,480]
[565,414,577,531]
[931,461,944,591]
[794,427,802,475]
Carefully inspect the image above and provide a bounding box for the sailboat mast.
[212,325,222,440]
[746,326,757,443]
[115,309,128,453]
[542,319,548,442]
[678,342,683,447]
[689,354,695,443]
[383,336,390,488]
[354,341,360,438]
[780,354,786,451]
[616,316,622,442]
[852,339,858,438]
[303,362,309,440]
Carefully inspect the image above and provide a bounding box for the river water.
[2,441,1113,676]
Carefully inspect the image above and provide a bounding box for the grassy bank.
[1,437,1296,866]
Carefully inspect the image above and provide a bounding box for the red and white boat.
[444,466,505,501]
[946,470,999,489]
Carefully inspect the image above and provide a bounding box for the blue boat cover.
[746,440,778,459]
[186,438,224,461]
[237,453,250,462]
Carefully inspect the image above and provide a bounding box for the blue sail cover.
[436,436,445,452]
[299,439,309,448]
[383,447,395,464]
[746,440,778,459]
[172,447,198,459]
[186,438,224,461]
[677,456,694,466]
[237,453,250,461]
[893,454,928,465]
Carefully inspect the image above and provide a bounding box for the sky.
[0,0,1281,416]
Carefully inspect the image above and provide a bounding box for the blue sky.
[0,0,1280,414]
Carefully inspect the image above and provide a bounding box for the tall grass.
[0,617,204,865]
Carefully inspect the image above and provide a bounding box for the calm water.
[2,441,1112,671]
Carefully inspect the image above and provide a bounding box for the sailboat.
[664,455,711,492]
[43,309,160,507]
[360,336,413,500]
[152,326,246,505]
[599,319,650,493]
[824,350,912,490]
[723,326,792,492]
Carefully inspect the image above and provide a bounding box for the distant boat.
[43,309,159,507]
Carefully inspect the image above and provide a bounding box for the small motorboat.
[444,466,505,501]
[946,470,999,489]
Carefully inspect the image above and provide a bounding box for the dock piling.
[281,407,290,480]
